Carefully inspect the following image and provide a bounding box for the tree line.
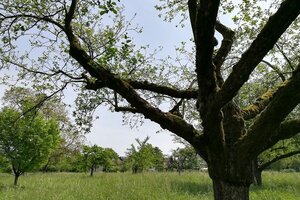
[0,87,206,185]
[0,87,299,188]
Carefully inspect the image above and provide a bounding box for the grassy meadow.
[0,171,299,200]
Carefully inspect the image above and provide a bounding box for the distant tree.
[152,147,164,172]
[82,145,119,175]
[126,137,164,173]
[82,145,105,176]
[0,107,60,186]
[52,149,84,172]
[42,122,85,172]
[253,134,300,185]
[169,146,203,174]
[102,148,119,172]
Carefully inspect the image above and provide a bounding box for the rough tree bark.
[213,180,250,200]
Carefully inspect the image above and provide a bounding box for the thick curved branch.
[129,79,198,99]
[196,0,220,102]
[114,106,139,114]
[238,66,300,159]
[84,78,198,99]
[214,21,235,86]
[242,82,286,120]
[265,119,300,149]
[258,150,300,171]
[217,0,300,108]
[66,27,206,157]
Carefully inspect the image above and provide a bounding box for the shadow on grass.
[171,180,212,196]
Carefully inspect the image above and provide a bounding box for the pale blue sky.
[85,1,191,155]
[0,1,192,156]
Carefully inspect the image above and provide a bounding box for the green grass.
[0,171,299,200]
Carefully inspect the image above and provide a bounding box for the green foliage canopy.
[82,144,119,175]
[126,137,164,173]
[0,106,60,185]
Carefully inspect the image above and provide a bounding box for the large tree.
[1,0,300,199]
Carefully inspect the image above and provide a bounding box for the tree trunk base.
[14,175,20,186]
[213,179,250,200]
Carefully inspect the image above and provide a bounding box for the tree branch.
[242,83,286,120]
[114,106,139,114]
[84,78,198,99]
[188,0,197,41]
[217,0,300,108]
[261,60,286,81]
[258,150,300,171]
[214,21,235,86]
[66,26,206,156]
[14,82,69,121]
[129,79,198,99]
[275,43,295,71]
[0,14,64,31]
[65,0,77,29]
[266,119,300,149]
[195,0,220,103]
[238,66,300,159]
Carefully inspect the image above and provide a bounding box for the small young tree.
[170,146,203,174]
[126,137,164,173]
[82,145,105,176]
[152,147,165,172]
[102,148,119,172]
[0,107,60,186]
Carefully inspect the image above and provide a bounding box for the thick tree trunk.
[213,179,250,200]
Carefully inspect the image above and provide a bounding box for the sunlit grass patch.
[0,171,299,200]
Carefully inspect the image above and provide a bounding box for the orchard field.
[0,171,299,200]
